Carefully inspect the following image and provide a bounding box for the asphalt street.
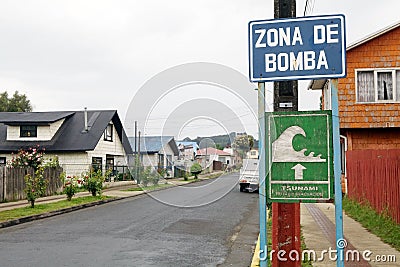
[0,173,259,267]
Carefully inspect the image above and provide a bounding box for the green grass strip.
[0,196,111,222]
[122,183,174,192]
[343,196,400,251]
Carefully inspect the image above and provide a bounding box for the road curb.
[251,235,260,267]
[0,196,128,229]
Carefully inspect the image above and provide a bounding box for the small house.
[128,136,179,177]
[0,110,133,177]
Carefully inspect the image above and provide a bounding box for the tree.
[190,163,202,179]
[215,144,224,150]
[232,134,255,159]
[0,91,32,112]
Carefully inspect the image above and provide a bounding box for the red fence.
[346,149,400,224]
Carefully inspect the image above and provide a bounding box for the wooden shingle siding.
[345,128,400,150]
[338,26,400,129]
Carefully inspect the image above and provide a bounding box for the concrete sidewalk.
[0,180,137,212]
[251,203,400,266]
[0,171,225,212]
[301,203,400,267]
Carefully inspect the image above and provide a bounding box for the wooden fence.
[346,149,400,224]
[0,167,64,202]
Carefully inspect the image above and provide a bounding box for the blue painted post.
[331,79,344,267]
[258,82,268,267]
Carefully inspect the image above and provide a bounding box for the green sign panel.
[266,111,333,202]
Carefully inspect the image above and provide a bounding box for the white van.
[239,159,259,192]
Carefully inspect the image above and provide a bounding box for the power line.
[303,0,315,16]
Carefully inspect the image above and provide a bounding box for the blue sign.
[249,15,346,82]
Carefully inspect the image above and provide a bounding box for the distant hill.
[182,132,239,149]
[182,132,258,149]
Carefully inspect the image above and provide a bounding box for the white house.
[177,141,199,161]
[0,110,133,177]
[246,148,259,159]
[196,147,233,171]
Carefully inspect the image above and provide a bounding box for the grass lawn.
[0,196,111,223]
[342,196,400,251]
[122,183,173,192]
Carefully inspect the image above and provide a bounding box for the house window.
[92,157,102,172]
[20,125,37,137]
[356,69,400,102]
[104,124,113,142]
[377,72,393,100]
[0,157,6,165]
[166,155,173,169]
[158,154,164,168]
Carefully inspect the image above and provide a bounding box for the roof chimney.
[84,107,88,132]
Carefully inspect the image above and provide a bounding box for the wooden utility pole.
[272,0,301,266]
[134,121,137,180]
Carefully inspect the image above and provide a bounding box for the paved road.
[0,173,259,267]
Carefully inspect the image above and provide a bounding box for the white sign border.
[249,14,346,82]
[267,112,332,201]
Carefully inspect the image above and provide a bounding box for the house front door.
[106,155,114,172]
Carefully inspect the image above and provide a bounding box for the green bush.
[150,171,160,185]
[83,169,108,196]
[24,167,47,208]
[62,173,79,201]
[190,163,202,179]
[140,167,152,187]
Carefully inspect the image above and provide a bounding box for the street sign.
[249,15,346,82]
[266,111,333,201]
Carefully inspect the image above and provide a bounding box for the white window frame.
[104,123,113,142]
[355,68,400,103]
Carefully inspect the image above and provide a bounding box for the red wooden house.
[309,21,400,223]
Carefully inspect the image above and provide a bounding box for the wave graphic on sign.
[272,126,326,163]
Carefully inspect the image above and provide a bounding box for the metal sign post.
[258,82,268,267]
[331,79,345,267]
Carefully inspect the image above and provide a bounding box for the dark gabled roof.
[128,136,179,156]
[0,111,74,125]
[0,110,133,154]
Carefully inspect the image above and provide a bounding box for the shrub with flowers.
[24,167,47,208]
[10,146,47,208]
[10,146,44,170]
[82,169,110,196]
[62,173,79,201]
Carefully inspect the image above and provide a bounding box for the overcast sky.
[0,0,399,138]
